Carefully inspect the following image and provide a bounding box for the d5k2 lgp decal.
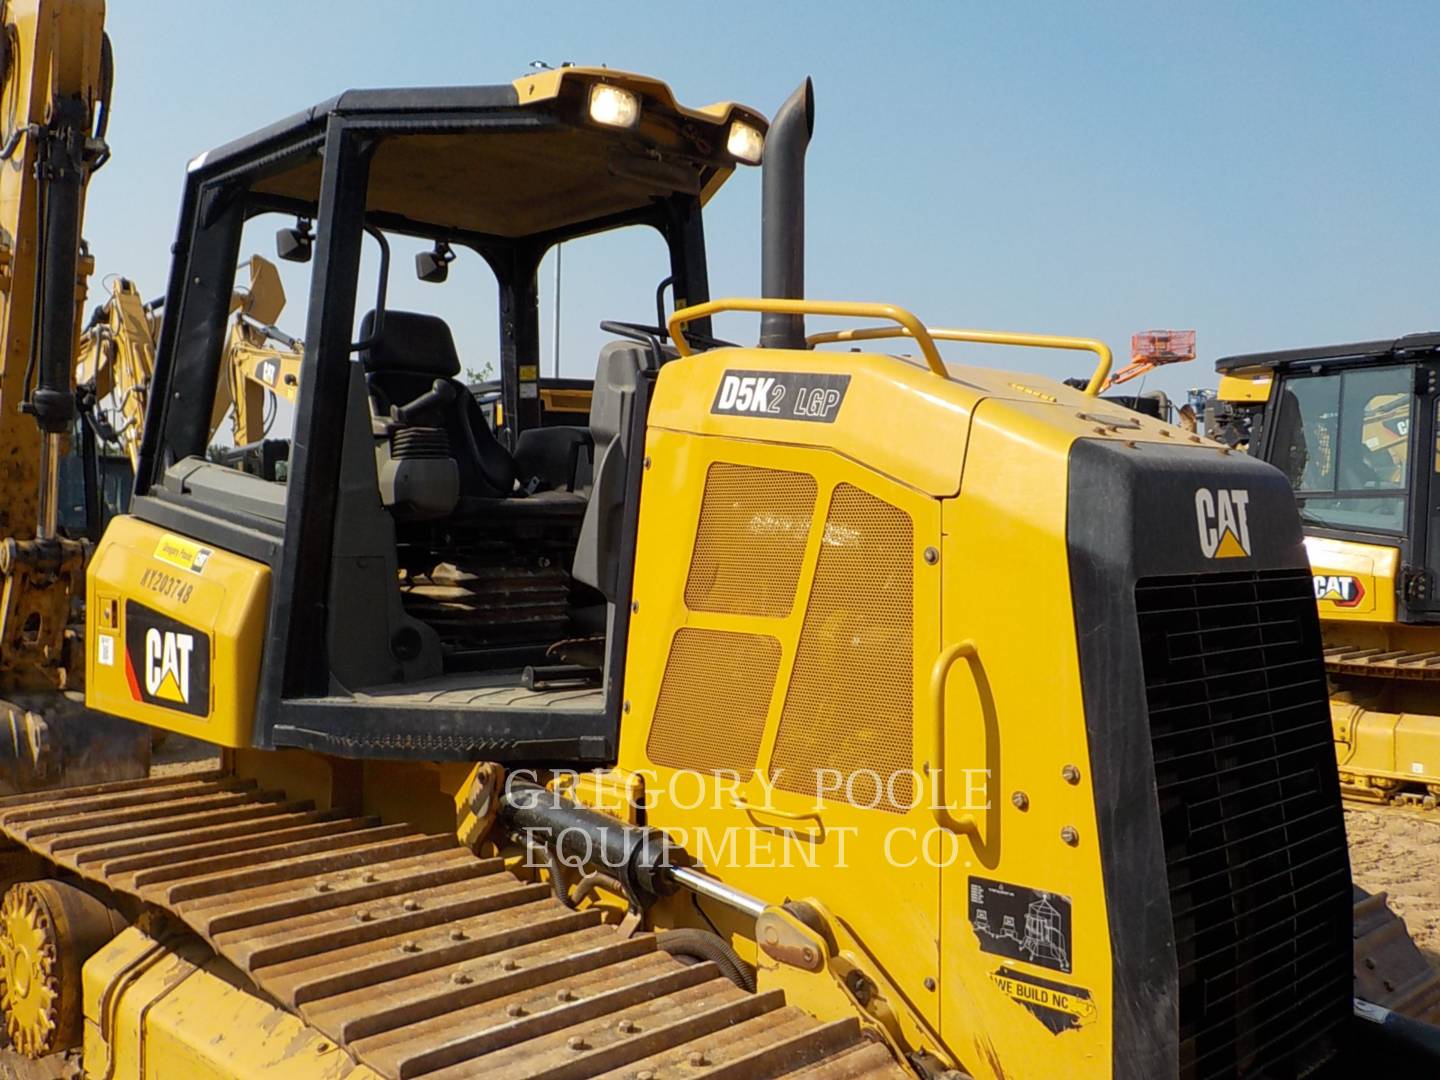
[124,601,211,717]
[711,370,851,423]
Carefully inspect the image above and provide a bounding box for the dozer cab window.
[1272,365,1413,533]
[205,211,311,480]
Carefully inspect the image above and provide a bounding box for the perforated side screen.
[684,463,817,618]
[647,628,782,776]
[770,484,915,813]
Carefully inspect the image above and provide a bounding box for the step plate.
[0,773,907,1080]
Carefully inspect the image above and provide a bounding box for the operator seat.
[573,341,648,600]
[360,310,516,499]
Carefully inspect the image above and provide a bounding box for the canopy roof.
[189,68,767,241]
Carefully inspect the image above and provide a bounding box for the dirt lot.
[1347,804,1440,964]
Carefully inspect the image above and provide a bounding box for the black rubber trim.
[271,700,613,765]
[128,493,283,567]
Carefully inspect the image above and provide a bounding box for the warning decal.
[968,875,1073,974]
[990,966,1096,1034]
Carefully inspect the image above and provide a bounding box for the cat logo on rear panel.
[1315,574,1365,607]
[123,601,211,717]
[1194,488,1252,559]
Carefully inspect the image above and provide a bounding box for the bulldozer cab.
[120,71,766,760]
[1220,333,1440,621]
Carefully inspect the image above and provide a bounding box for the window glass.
[1274,365,1412,533]
[203,212,314,480]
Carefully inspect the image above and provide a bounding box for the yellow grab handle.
[731,795,824,824]
[810,325,1113,396]
[930,639,983,839]
[668,297,949,378]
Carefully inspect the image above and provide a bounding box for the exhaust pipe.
[759,78,814,350]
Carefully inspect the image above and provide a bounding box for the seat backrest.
[359,310,516,498]
[573,342,647,599]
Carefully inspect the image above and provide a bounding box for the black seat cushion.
[360,310,462,378]
[360,310,516,498]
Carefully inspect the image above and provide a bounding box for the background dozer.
[1215,335,1440,806]
[0,37,1432,1080]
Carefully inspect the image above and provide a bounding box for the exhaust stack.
[759,78,814,350]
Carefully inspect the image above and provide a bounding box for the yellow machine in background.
[217,254,305,458]
[1217,334,1440,805]
[0,0,149,792]
[74,277,155,468]
[77,254,304,472]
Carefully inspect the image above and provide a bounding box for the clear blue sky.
[85,1,1440,402]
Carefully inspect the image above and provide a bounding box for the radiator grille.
[770,485,915,813]
[1134,568,1351,1079]
[685,463,816,618]
[647,628,780,776]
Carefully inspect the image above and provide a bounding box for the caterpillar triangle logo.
[1194,488,1252,560]
[123,600,210,717]
[149,659,190,711]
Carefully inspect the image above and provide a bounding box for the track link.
[1326,644,1440,681]
[1353,885,1440,1024]
[0,772,907,1080]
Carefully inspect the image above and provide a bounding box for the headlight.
[726,120,764,165]
[588,84,640,129]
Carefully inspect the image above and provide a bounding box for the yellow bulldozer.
[0,2,1438,1077]
[1214,335,1440,805]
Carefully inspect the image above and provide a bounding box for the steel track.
[0,772,907,1080]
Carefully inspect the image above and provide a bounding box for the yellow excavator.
[0,0,148,794]
[0,47,1425,1080]
[76,253,304,476]
[1214,335,1440,805]
[73,277,156,471]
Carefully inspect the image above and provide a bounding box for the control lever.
[391,378,457,425]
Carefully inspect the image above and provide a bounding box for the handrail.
[809,325,1113,396]
[930,639,983,840]
[667,298,949,378]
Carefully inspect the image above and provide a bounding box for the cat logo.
[123,601,210,717]
[1315,574,1365,607]
[1194,488,1252,559]
[145,629,194,703]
